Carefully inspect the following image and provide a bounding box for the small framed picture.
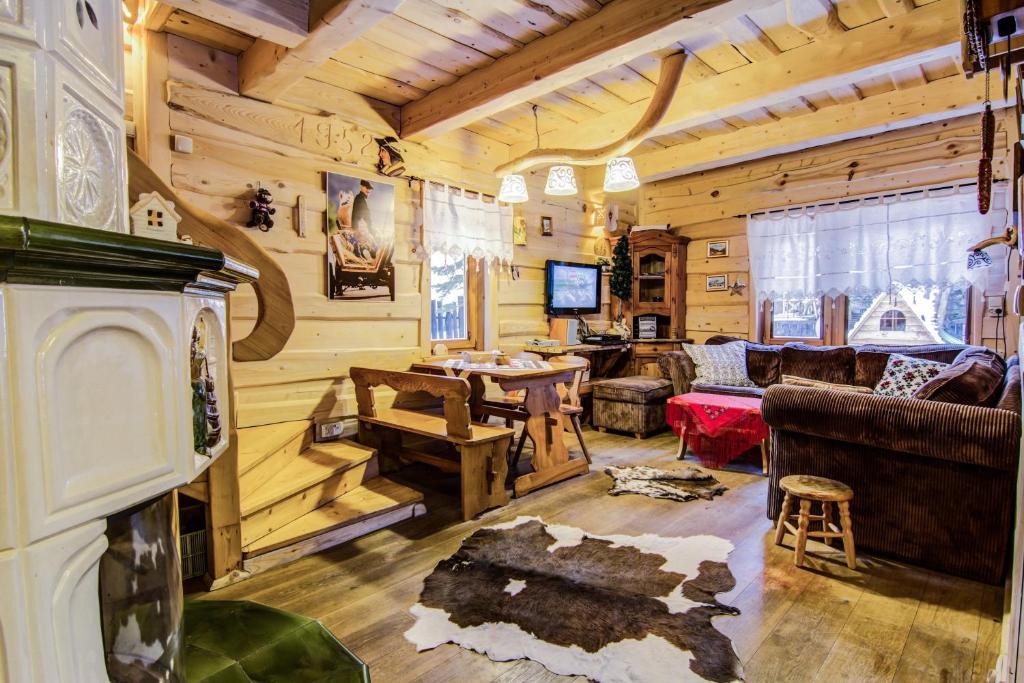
[512,216,527,246]
[541,216,553,236]
[706,274,728,291]
[707,240,729,258]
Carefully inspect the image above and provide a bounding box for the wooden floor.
[204,429,1004,682]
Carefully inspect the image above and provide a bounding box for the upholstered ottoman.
[592,376,674,439]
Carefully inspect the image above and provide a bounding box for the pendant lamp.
[544,165,577,196]
[603,156,640,192]
[498,174,529,203]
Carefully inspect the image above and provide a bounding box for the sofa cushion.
[854,345,967,387]
[996,356,1021,413]
[780,343,856,385]
[914,348,1007,406]
[781,375,873,394]
[874,354,948,398]
[746,343,783,387]
[593,376,673,404]
[682,341,756,388]
[692,383,766,399]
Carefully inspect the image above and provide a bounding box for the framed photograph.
[706,274,729,291]
[325,172,396,301]
[513,216,528,246]
[541,216,553,236]
[707,240,729,258]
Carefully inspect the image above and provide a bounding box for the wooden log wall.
[151,35,612,428]
[639,112,1019,353]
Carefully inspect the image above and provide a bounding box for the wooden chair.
[350,367,514,521]
[509,354,591,472]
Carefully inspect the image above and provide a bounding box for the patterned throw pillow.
[873,354,948,398]
[682,341,756,388]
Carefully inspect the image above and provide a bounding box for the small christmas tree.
[609,233,632,321]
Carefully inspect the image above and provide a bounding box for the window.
[429,253,480,349]
[763,285,971,346]
[879,309,906,332]
[766,297,823,341]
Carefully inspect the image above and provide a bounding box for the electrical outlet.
[316,418,345,442]
[986,295,1006,317]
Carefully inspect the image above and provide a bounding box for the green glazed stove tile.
[183,601,368,683]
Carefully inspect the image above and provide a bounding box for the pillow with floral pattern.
[873,354,949,398]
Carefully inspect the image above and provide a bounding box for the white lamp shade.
[498,174,529,203]
[544,165,577,196]
[603,156,640,193]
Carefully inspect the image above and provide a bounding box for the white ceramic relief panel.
[0,0,39,44]
[8,286,190,543]
[56,70,126,232]
[0,290,12,552]
[55,0,123,105]
[0,552,31,683]
[0,64,15,212]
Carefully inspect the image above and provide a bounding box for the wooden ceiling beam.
[239,0,404,102]
[508,0,961,162]
[785,0,845,39]
[159,0,309,47]
[399,0,778,142]
[631,74,1004,182]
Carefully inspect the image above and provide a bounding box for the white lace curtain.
[746,186,1006,301]
[423,182,513,267]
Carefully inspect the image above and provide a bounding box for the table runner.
[667,393,768,468]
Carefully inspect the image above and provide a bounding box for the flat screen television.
[544,260,601,316]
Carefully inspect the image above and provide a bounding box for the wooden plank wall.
[496,171,623,351]
[154,35,618,428]
[639,112,1018,353]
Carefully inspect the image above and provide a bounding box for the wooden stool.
[774,475,856,569]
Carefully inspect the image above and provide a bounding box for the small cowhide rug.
[404,516,742,682]
[606,465,727,502]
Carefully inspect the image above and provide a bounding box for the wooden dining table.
[410,358,590,497]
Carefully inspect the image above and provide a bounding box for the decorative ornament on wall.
[58,99,117,230]
[728,279,747,296]
[512,215,527,246]
[246,183,276,231]
[375,136,406,177]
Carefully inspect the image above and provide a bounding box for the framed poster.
[325,172,396,301]
[707,240,729,258]
[706,274,728,291]
[541,216,553,236]
[513,215,528,246]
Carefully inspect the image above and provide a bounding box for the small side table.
[666,392,769,470]
[774,475,856,569]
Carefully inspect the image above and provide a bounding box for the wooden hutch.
[628,228,691,374]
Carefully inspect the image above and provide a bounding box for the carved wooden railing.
[128,148,295,361]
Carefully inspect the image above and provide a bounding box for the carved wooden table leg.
[507,376,588,497]
[675,428,687,459]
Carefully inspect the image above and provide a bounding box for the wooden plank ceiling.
[151,0,984,183]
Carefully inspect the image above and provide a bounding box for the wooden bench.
[350,367,514,521]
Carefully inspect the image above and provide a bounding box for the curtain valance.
[746,186,1006,300]
[423,182,513,267]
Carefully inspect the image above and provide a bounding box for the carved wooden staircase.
[235,420,425,573]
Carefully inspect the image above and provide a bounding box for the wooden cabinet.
[627,229,689,374]
[630,229,689,339]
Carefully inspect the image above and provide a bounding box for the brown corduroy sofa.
[658,336,1022,584]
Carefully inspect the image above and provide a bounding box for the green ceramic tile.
[185,600,311,661]
[183,600,368,683]
[183,645,250,683]
[238,622,369,683]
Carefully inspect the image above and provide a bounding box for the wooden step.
[240,440,379,546]
[237,420,313,498]
[241,477,426,572]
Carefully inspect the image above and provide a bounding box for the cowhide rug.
[605,465,727,503]
[405,516,742,682]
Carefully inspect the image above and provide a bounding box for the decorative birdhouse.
[129,192,182,243]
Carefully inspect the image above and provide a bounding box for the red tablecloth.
[667,392,769,468]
